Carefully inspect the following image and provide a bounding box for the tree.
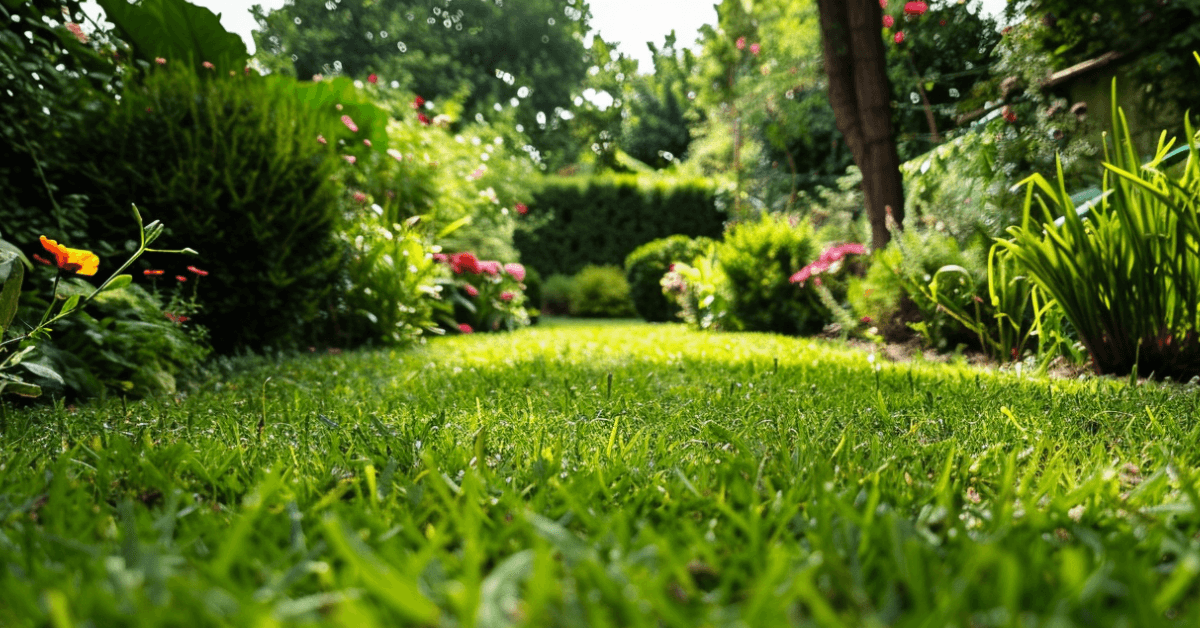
[816,0,905,249]
[251,0,594,168]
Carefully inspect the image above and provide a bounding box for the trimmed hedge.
[513,174,725,277]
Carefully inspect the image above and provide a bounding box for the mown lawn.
[3,322,1200,626]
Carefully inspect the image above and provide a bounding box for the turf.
[3,322,1200,626]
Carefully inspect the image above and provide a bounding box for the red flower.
[368,73,378,84]
[750,42,761,55]
[341,115,358,132]
[1002,105,1017,123]
[464,284,479,297]
[353,191,368,203]
[883,15,894,28]
[861,316,873,324]
[432,253,449,263]
[880,0,887,7]
[903,2,927,16]
[144,269,164,277]
[515,203,529,215]
[893,31,906,44]
[33,254,52,267]
[450,252,480,274]
[412,96,425,110]
[164,312,190,324]
[187,265,208,277]
[202,61,214,69]
[418,113,431,125]
[939,19,947,26]
[500,291,515,302]
[176,275,188,282]
[458,323,473,334]
[504,263,526,282]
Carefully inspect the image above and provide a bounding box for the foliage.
[0,0,118,250]
[619,33,697,170]
[714,214,829,335]
[624,235,717,323]
[7,323,1200,624]
[96,0,248,72]
[661,245,732,331]
[1,208,197,399]
[540,273,574,316]
[251,0,595,169]
[439,254,529,333]
[1001,82,1200,380]
[74,65,347,353]
[514,174,725,277]
[568,265,635,318]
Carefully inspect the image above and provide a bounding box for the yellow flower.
[38,236,99,276]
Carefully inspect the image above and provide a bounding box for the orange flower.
[39,236,99,276]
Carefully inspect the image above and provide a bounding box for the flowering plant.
[436,252,529,333]
[0,205,197,398]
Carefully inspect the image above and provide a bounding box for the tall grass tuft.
[1001,79,1200,379]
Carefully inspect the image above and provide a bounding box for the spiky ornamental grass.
[3,321,1200,626]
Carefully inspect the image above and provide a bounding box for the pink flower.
[317,135,327,145]
[736,37,746,50]
[893,31,906,44]
[432,253,449,263]
[313,74,324,82]
[387,148,403,161]
[343,155,357,164]
[412,96,425,110]
[155,57,166,65]
[880,0,888,7]
[187,265,209,277]
[363,139,372,147]
[504,263,526,282]
[883,15,894,28]
[500,291,516,302]
[477,260,502,276]
[65,22,87,44]
[515,203,529,215]
[789,243,867,286]
[418,113,431,126]
[341,115,358,132]
[464,284,479,297]
[458,323,473,334]
[1002,105,1017,123]
[202,61,214,69]
[176,275,188,282]
[352,191,367,203]
[749,42,760,55]
[368,73,378,84]
[903,2,928,16]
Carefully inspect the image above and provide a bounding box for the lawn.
[3,322,1200,626]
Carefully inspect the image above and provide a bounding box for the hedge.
[513,174,726,277]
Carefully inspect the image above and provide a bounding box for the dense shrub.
[624,235,717,322]
[568,265,636,318]
[661,246,731,330]
[541,274,573,315]
[716,214,829,335]
[75,67,345,353]
[514,174,725,276]
[437,253,529,333]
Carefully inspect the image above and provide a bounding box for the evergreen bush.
[624,235,716,322]
[514,174,725,277]
[568,265,635,318]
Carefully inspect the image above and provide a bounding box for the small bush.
[716,214,829,335]
[541,274,574,316]
[568,265,635,318]
[624,235,716,322]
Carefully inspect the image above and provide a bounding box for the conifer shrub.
[75,67,344,352]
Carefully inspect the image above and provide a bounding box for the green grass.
[4,322,1200,626]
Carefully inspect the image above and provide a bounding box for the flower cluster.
[790,243,867,287]
[434,252,529,333]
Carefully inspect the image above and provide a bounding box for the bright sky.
[81,0,1010,73]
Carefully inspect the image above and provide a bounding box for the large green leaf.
[97,0,248,71]
[0,258,22,336]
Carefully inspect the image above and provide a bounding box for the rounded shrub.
[75,68,344,352]
[625,235,716,322]
[541,274,574,316]
[568,265,636,318]
[717,214,829,335]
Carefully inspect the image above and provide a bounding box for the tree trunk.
[817,0,905,249]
